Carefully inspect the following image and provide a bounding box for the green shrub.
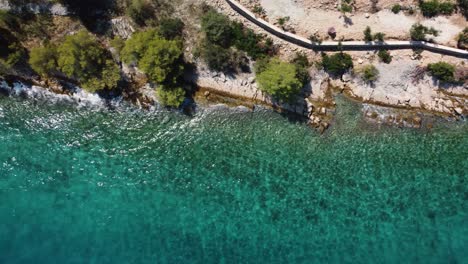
[457,27,468,49]
[359,64,379,82]
[377,50,392,63]
[201,9,233,47]
[0,10,19,30]
[459,0,468,18]
[439,1,456,14]
[198,41,232,71]
[427,62,455,82]
[420,0,440,16]
[291,52,310,84]
[254,57,271,74]
[364,26,373,42]
[374,32,385,42]
[234,24,273,59]
[121,29,184,84]
[57,31,120,92]
[419,0,455,17]
[156,86,186,107]
[340,3,353,13]
[410,23,438,41]
[110,36,125,55]
[321,52,354,75]
[252,5,265,15]
[29,44,58,76]
[308,33,322,44]
[391,4,402,13]
[158,18,184,40]
[256,58,303,101]
[126,0,154,26]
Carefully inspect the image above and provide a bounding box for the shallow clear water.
[0,95,466,263]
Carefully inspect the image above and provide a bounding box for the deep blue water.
[0,95,467,263]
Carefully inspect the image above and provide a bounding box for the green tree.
[201,9,233,47]
[57,30,120,92]
[121,29,159,64]
[121,29,184,84]
[321,52,354,75]
[139,38,183,84]
[427,62,455,82]
[256,58,303,101]
[156,86,186,107]
[29,44,58,76]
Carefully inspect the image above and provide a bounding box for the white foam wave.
[1,80,116,108]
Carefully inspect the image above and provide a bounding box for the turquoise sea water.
[0,95,467,263]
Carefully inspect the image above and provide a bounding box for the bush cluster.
[321,52,354,76]
[363,27,385,42]
[427,62,455,82]
[199,8,274,71]
[419,0,455,17]
[29,30,120,92]
[410,23,439,41]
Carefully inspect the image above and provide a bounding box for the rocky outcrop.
[110,17,135,39]
[1,1,69,15]
[0,0,11,10]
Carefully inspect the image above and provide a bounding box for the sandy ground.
[260,0,465,47]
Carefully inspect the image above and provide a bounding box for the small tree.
[377,50,392,63]
[256,58,303,101]
[427,62,455,82]
[321,52,354,75]
[364,26,373,42]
